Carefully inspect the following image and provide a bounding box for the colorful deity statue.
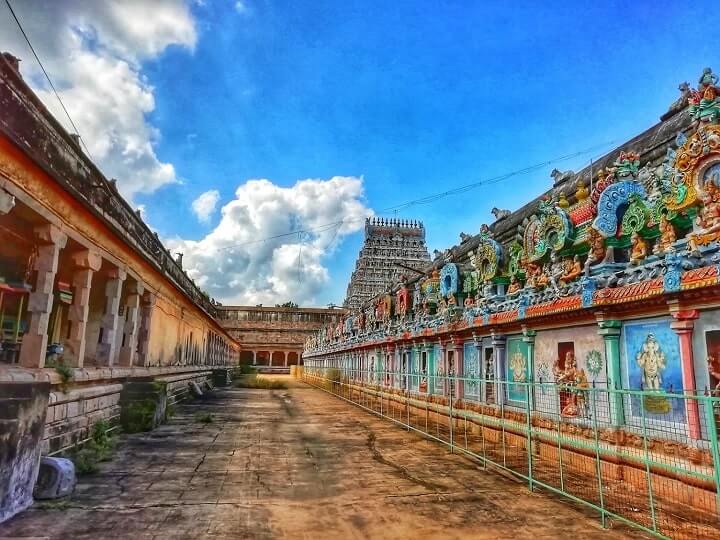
[585,228,606,269]
[629,232,648,265]
[507,275,522,295]
[690,68,720,124]
[553,351,589,417]
[549,252,565,290]
[535,264,550,289]
[636,334,666,390]
[560,255,582,285]
[654,213,677,255]
[689,183,720,253]
[708,355,720,396]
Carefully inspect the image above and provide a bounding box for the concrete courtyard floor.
[0,376,644,540]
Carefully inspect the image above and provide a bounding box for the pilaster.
[63,249,102,367]
[670,309,702,439]
[19,224,67,368]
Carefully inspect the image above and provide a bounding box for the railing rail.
[302,363,720,539]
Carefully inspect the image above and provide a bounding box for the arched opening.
[287,351,299,366]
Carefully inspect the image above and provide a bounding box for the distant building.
[343,218,430,310]
[217,305,346,371]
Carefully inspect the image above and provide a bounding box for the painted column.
[522,327,536,409]
[63,249,102,367]
[491,332,506,405]
[671,310,702,440]
[136,292,156,367]
[96,267,127,366]
[450,336,463,400]
[597,319,624,427]
[19,224,67,368]
[437,339,447,395]
[118,281,144,367]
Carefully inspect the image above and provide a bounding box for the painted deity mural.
[463,341,481,400]
[622,319,685,424]
[506,337,530,403]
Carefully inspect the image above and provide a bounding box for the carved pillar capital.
[0,186,16,215]
[33,223,67,247]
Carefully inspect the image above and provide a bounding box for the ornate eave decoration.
[523,197,573,262]
[440,263,459,297]
[667,124,720,211]
[470,227,503,282]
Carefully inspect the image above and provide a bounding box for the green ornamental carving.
[620,198,649,236]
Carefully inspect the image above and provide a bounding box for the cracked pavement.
[0,377,642,539]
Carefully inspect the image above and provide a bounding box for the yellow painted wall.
[0,136,239,364]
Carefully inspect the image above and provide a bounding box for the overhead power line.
[215,137,623,252]
[4,0,94,160]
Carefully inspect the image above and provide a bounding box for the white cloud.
[235,1,249,14]
[166,176,373,306]
[0,0,197,201]
[192,189,220,222]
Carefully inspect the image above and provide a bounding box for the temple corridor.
[0,377,640,539]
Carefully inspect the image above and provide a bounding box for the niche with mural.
[463,341,480,400]
[621,319,685,426]
[505,336,530,404]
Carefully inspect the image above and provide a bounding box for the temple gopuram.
[343,217,430,310]
[305,68,720,537]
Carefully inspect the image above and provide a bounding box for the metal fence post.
[703,394,720,518]
[449,374,454,453]
[526,382,533,491]
[639,394,658,534]
[591,385,607,528]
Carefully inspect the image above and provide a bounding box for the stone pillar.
[63,249,102,367]
[437,340,447,395]
[118,281,144,367]
[96,267,127,366]
[450,336,463,400]
[19,224,67,368]
[136,292,156,367]
[491,331,506,404]
[284,351,288,367]
[598,319,624,427]
[252,350,257,365]
[522,326,536,407]
[671,310,702,440]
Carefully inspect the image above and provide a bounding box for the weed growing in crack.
[194,412,214,424]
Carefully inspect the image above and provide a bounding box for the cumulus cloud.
[166,176,373,306]
[191,189,220,222]
[0,0,196,201]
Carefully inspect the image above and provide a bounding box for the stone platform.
[0,378,642,539]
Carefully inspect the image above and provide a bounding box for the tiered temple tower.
[343,218,430,310]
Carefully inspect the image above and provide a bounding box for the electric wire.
[4,0,95,161]
[214,137,622,252]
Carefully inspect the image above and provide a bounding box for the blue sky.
[2,0,717,306]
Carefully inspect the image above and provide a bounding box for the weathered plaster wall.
[0,381,50,523]
[534,326,606,385]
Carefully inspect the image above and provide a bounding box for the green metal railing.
[301,362,720,539]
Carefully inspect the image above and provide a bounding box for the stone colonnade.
[1,199,234,369]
